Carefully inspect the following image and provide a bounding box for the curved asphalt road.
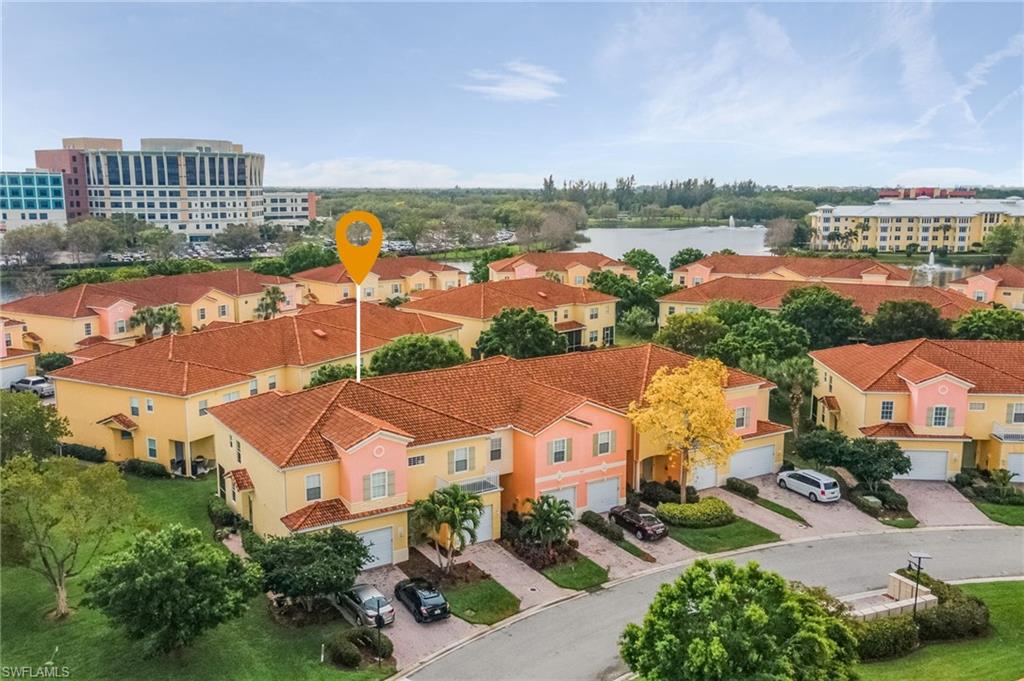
[409,527,1024,681]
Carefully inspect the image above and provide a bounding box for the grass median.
[665,517,781,553]
[542,554,608,590]
[444,579,521,625]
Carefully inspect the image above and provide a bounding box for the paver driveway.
[890,480,998,526]
[620,525,697,564]
[571,524,650,580]
[703,487,810,540]
[357,563,481,669]
[750,474,884,534]
[456,541,572,611]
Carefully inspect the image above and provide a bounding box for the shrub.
[725,477,759,499]
[325,633,362,668]
[895,569,961,604]
[347,625,394,658]
[656,498,734,528]
[916,597,990,641]
[959,486,977,499]
[780,460,796,472]
[36,352,73,375]
[580,510,625,541]
[207,495,240,529]
[952,471,977,489]
[640,480,679,505]
[685,486,699,504]
[854,614,918,661]
[61,443,107,463]
[625,490,642,510]
[974,485,1024,505]
[872,484,909,512]
[241,528,265,555]
[121,459,170,478]
[850,493,882,517]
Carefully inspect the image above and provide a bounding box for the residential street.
[408,527,1024,681]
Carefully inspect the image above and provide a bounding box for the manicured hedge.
[346,625,394,658]
[62,443,107,463]
[121,459,170,478]
[725,477,759,499]
[656,498,734,528]
[241,528,265,555]
[639,480,699,506]
[851,494,882,517]
[894,568,991,641]
[208,495,240,529]
[580,510,624,541]
[325,633,361,668]
[854,614,918,660]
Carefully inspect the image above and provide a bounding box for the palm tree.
[989,469,1019,500]
[156,305,183,337]
[411,485,483,574]
[128,306,162,340]
[254,285,287,320]
[741,354,818,439]
[520,495,573,552]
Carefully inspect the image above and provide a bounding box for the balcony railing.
[436,468,501,494]
[992,422,1024,441]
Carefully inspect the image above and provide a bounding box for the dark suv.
[394,578,450,623]
[609,505,667,540]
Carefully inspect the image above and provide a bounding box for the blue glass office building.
[0,171,68,231]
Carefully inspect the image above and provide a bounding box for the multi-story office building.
[808,197,1024,252]
[0,170,68,233]
[36,137,265,241]
[33,149,89,221]
[263,190,317,229]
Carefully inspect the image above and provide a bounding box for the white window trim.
[146,437,157,459]
[931,405,949,427]
[489,437,502,461]
[968,402,986,412]
[453,446,471,473]
[305,473,322,501]
[734,406,750,429]
[1011,403,1024,424]
[552,438,568,464]
[198,400,208,416]
[597,430,612,455]
[145,398,154,413]
[369,469,388,499]
[408,455,425,467]
[880,400,894,421]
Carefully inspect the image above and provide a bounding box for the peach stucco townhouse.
[947,264,1024,310]
[672,254,912,288]
[487,251,637,287]
[292,255,467,305]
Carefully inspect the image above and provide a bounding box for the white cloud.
[460,60,564,101]
[265,157,539,188]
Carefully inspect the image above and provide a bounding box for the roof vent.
[537,291,548,298]
[313,329,327,338]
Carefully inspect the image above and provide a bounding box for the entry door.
[641,458,654,482]
[474,505,494,542]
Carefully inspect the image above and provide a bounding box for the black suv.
[609,505,667,540]
[394,578,451,623]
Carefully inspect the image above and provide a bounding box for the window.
[691,277,703,285]
[145,398,154,413]
[249,379,258,396]
[218,304,228,318]
[969,402,985,412]
[115,319,127,334]
[930,405,949,427]
[231,484,236,502]
[408,455,425,467]
[596,430,612,455]
[589,307,599,320]
[575,275,585,285]
[880,400,894,421]
[146,437,157,459]
[589,330,599,343]
[734,407,750,429]
[130,397,140,417]
[667,306,676,315]
[452,447,471,473]
[489,437,502,461]
[222,391,239,403]
[198,307,207,321]
[1009,403,1024,424]
[3,333,11,347]
[235,439,242,463]
[364,287,374,298]
[414,283,425,291]
[267,375,277,390]
[974,291,986,302]
[551,438,568,464]
[391,283,401,294]
[370,470,388,499]
[305,474,322,501]
[84,322,93,337]
[198,399,208,416]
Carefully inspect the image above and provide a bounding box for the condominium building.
[34,149,89,221]
[0,170,68,233]
[947,264,1024,310]
[808,197,1024,252]
[293,256,468,305]
[672,254,911,288]
[264,190,317,230]
[487,251,637,287]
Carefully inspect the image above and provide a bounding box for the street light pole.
[907,551,932,619]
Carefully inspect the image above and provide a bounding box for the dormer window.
[929,405,950,427]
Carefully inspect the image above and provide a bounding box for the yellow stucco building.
[293,255,468,305]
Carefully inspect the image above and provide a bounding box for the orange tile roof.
[280,498,412,532]
[811,339,1024,393]
[488,251,633,273]
[742,420,792,439]
[673,254,912,281]
[1,347,37,359]
[951,264,1024,288]
[821,395,841,411]
[49,304,460,396]
[97,413,139,430]
[659,277,984,319]
[293,256,461,285]
[554,320,585,331]
[2,269,294,319]
[75,335,114,347]
[859,423,969,440]
[399,278,617,319]
[0,316,25,325]
[227,468,254,491]
[68,342,130,361]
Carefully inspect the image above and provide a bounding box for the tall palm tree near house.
[520,495,574,552]
[156,305,183,337]
[741,354,818,440]
[411,485,483,574]
[128,306,163,340]
[254,286,287,320]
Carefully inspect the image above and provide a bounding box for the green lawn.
[880,517,920,529]
[753,497,808,525]
[859,581,1024,681]
[0,474,392,681]
[666,518,781,553]
[444,578,520,625]
[974,502,1024,526]
[542,554,608,590]
[615,538,654,560]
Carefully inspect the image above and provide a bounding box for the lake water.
[575,225,769,267]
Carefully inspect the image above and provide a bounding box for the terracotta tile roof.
[227,468,254,491]
[68,342,130,361]
[0,316,25,325]
[49,304,459,396]
[673,254,911,281]
[399,278,617,319]
[97,413,138,430]
[659,277,984,319]
[821,395,841,411]
[859,423,969,440]
[811,339,1024,393]
[488,251,633,273]
[2,269,294,319]
[293,256,461,285]
[951,264,1024,288]
[23,332,42,342]
[1,347,37,359]
[281,498,412,532]
[554,320,586,331]
[75,335,113,347]
[742,420,792,439]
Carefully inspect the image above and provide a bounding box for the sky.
[2,2,1023,189]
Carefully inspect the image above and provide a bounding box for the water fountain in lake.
[912,251,963,287]
[728,215,736,228]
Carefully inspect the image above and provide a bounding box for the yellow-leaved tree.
[628,359,742,500]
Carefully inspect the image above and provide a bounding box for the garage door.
[729,445,775,480]
[691,463,718,490]
[894,450,949,481]
[357,527,394,569]
[0,364,28,389]
[474,505,493,543]
[1008,453,1024,479]
[587,477,620,513]
[545,486,577,513]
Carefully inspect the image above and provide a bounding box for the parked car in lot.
[393,578,451,623]
[9,376,54,398]
[609,505,667,540]
[777,469,841,502]
[338,584,395,627]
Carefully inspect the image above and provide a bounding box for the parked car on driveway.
[338,584,395,627]
[609,505,667,540]
[394,578,451,623]
[9,376,54,398]
[777,469,841,502]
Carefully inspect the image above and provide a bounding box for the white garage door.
[894,450,949,481]
[1,364,28,389]
[691,463,718,490]
[587,477,620,513]
[545,486,577,514]
[1008,453,1024,479]
[729,445,775,480]
[358,527,393,569]
[474,505,494,543]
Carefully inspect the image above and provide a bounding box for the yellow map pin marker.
[335,210,383,284]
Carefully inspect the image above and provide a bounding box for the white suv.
[777,469,841,503]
